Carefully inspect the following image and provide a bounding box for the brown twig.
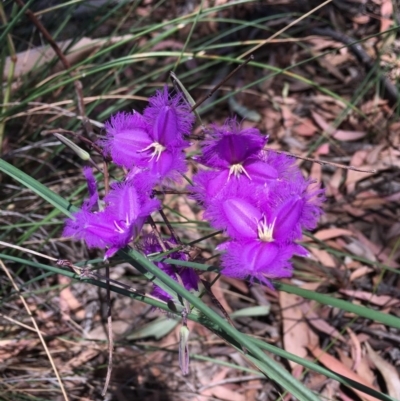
[158,209,180,244]
[1,259,70,401]
[147,215,168,252]
[190,55,254,112]
[103,160,110,194]
[14,0,94,136]
[102,264,113,397]
[265,147,376,173]
[200,279,236,328]
[42,129,105,157]
[56,259,151,297]
[152,189,193,196]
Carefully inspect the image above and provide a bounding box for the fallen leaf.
[311,111,366,141]
[349,266,374,282]
[301,303,346,342]
[339,289,400,307]
[58,276,84,320]
[221,276,249,294]
[347,327,361,371]
[308,346,381,401]
[309,247,336,268]
[312,228,354,242]
[280,292,319,369]
[380,0,393,32]
[208,274,233,313]
[293,117,318,137]
[4,35,134,80]
[365,342,400,399]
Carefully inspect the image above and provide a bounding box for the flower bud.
[54,133,90,161]
[179,325,190,376]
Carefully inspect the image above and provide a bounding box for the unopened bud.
[179,325,190,376]
[170,71,201,123]
[54,133,90,161]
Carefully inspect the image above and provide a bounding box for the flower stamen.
[228,163,252,180]
[113,214,130,234]
[257,216,276,242]
[138,142,166,161]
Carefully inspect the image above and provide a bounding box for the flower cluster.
[63,86,194,259]
[98,86,194,186]
[63,86,324,294]
[63,167,159,259]
[191,119,324,287]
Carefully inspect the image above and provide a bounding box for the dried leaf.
[365,342,400,399]
[4,35,134,80]
[380,0,393,32]
[300,303,346,342]
[280,292,318,369]
[339,289,400,307]
[308,346,381,401]
[311,111,365,140]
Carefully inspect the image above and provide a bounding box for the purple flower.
[99,86,194,184]
[143,235,199,302]
[100,111,152,169]
[203,178,324,285]
[207,179,323,242]
[143,86,194,144]
[63,171,160,258]
[191,125,306,204]
[197,119,267,170]
[82,166,98,210]
[219,239,296,287]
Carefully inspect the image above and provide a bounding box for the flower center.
[257,216,275,242]
[113,214,130,234]
[138,142,166,162]
[228,163,251,180]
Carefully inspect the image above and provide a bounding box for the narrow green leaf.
[0,158,76,217]
[122,248,321,401]
[127,317,179,340]
[277,282,400,330]
[230,305,270,319]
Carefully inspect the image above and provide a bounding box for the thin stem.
[13,0,93,136]
[0,2,17,154]
[265,147,376,173]
[190,55,254,112]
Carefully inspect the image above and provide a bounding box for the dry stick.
[238,0,333,60]
[42,129,106,157]
[200,278,236,328]
[0,259,70,401]
[14,0,93,136]
[103,160,110,194]
[147,215,168,252]
[101,159,111,396]
[56,259,163,304]
[190,55,254,112]
[153,189,193,195]
[0,237,115,395]
[158,208,180,244]
[265,147,376,173]
[102,262,113,397]
[0,241,158,302]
